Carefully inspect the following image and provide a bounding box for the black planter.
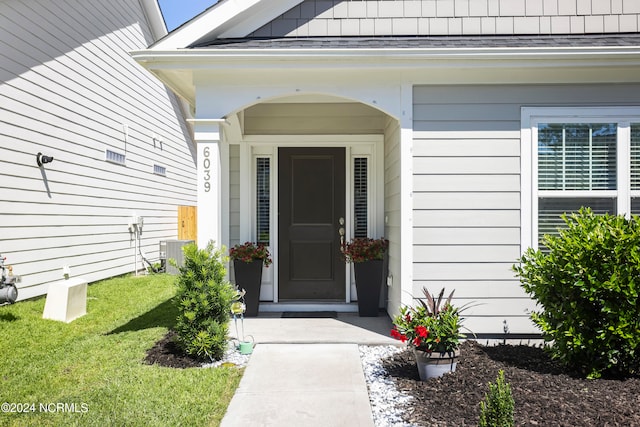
[233,259,263,317]
[353,259,385,317]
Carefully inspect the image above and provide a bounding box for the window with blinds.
[256,158,270,244]
[523,108,640,250]
[537,123,618,244]
[354,158,368,238]
[538,123,617,191]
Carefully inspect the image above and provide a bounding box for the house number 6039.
[203,146,211,192]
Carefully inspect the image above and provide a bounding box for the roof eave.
[130,45,640,106]
[133,45,640,63]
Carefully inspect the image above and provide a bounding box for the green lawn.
[0,274,242,426]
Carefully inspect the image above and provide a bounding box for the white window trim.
[521,106,640,253]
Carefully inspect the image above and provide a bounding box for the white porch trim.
[399,83,414,309]
[193,122,230,250]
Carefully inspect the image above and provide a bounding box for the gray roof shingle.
[191,33,640,49]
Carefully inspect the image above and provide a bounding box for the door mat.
[281,311,337,318]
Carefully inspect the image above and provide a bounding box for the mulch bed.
[146,332,640,425]
[383,341,640,426]
[144,330,202,369]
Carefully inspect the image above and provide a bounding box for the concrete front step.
[228,312,400,346]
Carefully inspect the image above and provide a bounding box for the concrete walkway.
[221,313,399,427]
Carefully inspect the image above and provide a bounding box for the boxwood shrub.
[514,208,640,378]
[174,242,235,361]
[478,370,514,427]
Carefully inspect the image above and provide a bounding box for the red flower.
[390,328,408,343]
[415,325,429,338]
[405,314,411,322]
[413,337,422,346]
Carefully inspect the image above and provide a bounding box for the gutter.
[131,45,640,67]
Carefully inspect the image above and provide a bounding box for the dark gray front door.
[278,147,345,300]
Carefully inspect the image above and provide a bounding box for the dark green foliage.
[514,208,640,378]
[478,370,514,427]
[174,242,235,361]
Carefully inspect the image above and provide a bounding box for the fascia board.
[217,0,305,39]
[151,0,304,50]
[132,46,640,69]
[139,0,168,41]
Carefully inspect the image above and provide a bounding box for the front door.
[278,147,345,300]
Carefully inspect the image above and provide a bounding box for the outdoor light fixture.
[36,152,54,167]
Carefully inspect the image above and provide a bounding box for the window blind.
[256,158,270,244]
[538,123,617,191]
[538,197,616,244]
[354,158,368,238]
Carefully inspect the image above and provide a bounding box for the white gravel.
[201,341,252,368]
[359,345,416,427]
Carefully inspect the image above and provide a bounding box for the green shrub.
[478,370,514,427]
[514,208,640,378]
[174,242,235,361]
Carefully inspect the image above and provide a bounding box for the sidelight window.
[353,157,368,238]
[256,157,270,244]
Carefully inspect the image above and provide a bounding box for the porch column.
[193,120,225,249]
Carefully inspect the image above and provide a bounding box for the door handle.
[338,217,345,245]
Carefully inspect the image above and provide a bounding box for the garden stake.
[231,289,254,354]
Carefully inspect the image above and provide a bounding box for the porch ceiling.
[242,100,387,135]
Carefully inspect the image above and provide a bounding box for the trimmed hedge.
[514,208,640,378]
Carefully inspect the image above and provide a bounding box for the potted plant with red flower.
[391,287,466,380]
[341,237,389,317]
[229,242,272,317]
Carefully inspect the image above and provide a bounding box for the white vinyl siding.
[0,0,195,299]
[414,84,640,334]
